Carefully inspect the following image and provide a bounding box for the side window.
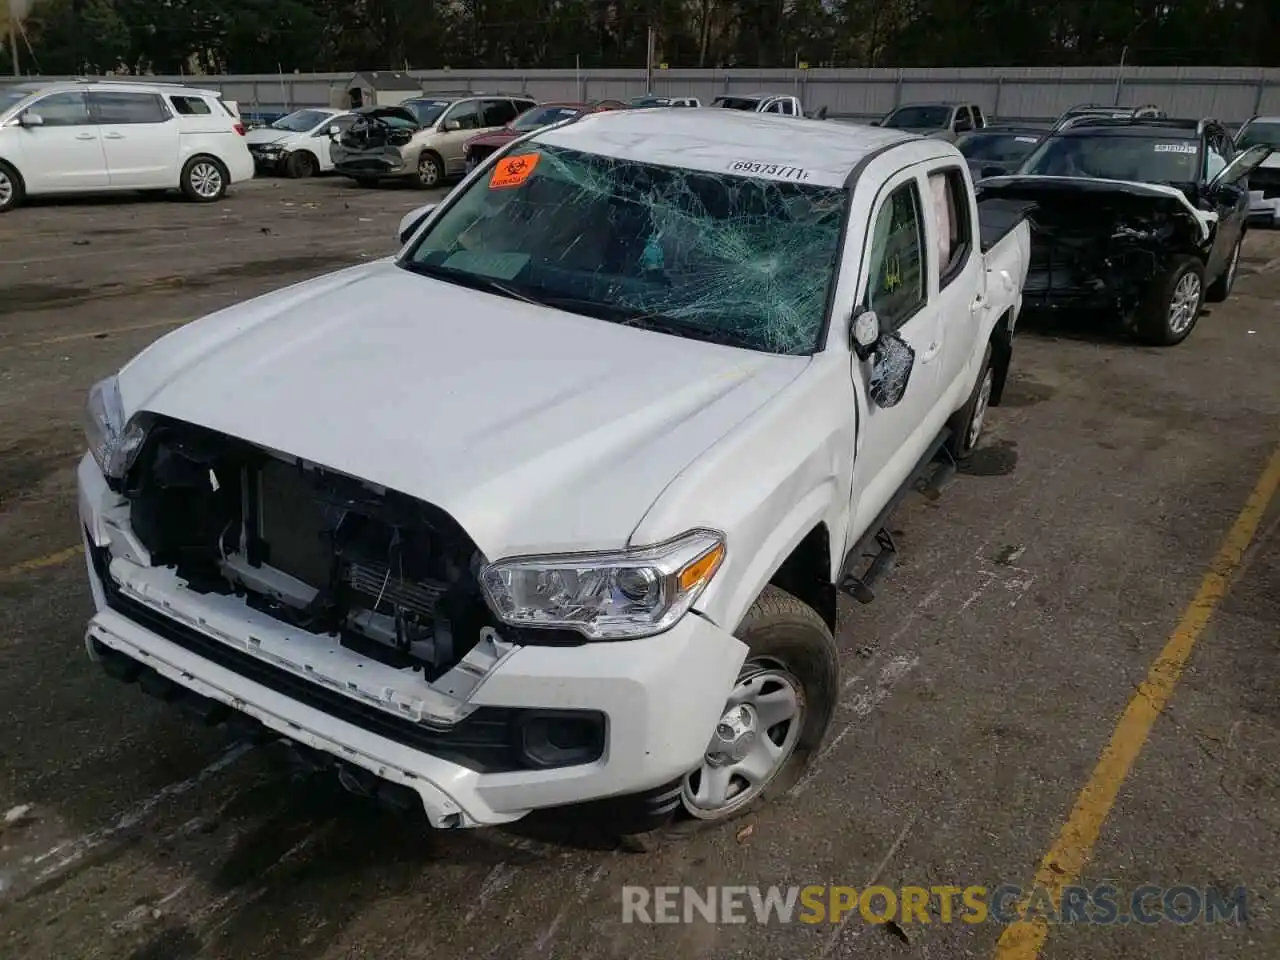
[169,95,212,116]
[91,92,170,124]
[927,167,973,289]
[27,91,91,126]
[443,101,480,131]
[972,105,985,127]
[866,181,927,330]
[317,115,356,137]
[1205,135,1228,181]
[954,106,973,131]
[480,99,518,127]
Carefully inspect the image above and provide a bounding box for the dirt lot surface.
[0,176,1277,960]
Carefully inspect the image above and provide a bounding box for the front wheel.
[285,150,318,179]
[416,152,443,188]
[180,156,228,203]
[676,586,839,826]
[1135,256,1205,346]
[0,160,24,213]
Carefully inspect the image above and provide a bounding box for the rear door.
[435,100,484,175]
[848,168,945,536]
[89,91,179,188]
[11,91,109,193]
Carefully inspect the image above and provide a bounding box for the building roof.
[351,71,423,92]
[533,108,917,188]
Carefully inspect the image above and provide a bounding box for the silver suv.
[331,94,535,188]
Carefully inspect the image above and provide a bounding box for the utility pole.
[9,28,17,77]
[645,24,655,93]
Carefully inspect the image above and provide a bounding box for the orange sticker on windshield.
[490,153,539,188]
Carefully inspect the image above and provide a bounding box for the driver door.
[848,168,945,538]
[1202,130,1245,278]
[11,91,109,193]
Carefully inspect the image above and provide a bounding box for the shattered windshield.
[1018,133,1201,184]
[1237,122,1280,150]
[884,106,951,129]
[271,109,332,132]
[400,142,847,355]
[511,105,582,131]
[957,131,1041,162]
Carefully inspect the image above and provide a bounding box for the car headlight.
[479,529,726,640]
[84,375,147,480]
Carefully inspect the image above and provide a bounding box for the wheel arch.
[766,522,838,635]
[988,309,1015,406]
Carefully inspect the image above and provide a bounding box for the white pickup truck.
[78,110,1029,841]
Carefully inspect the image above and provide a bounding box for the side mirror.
[398,202,437,244]
[868,119,881,127]
[868,332,916,409]
[443,119,461,132]
[954,118,973,133]
[19,111,44,127]
[850,309,881,361]
[327,124,341,138]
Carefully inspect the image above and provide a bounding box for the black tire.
[947,344,994,461]
[1135,255,1205,346]
[618,586,838,851]
[0,160,25,213]
[285,150,318,179]
[179,155,229,203]
[1204,236,1242,304]
[416,151,443,189]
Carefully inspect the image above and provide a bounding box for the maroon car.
[463,100,625,172]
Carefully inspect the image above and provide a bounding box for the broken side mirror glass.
[398,203,437,244]
[868,332,916,409]
[851,309,881,361]
[327,124,340,138]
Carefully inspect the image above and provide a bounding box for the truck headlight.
[480,530,726,640]
[84,375,147,480]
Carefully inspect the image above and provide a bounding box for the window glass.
[170,95,212,116]
[1019,133,1201,185]
[480,99,518,127]
[90,92,169,124]
[28,91,90,126]
[972,105,985,126]
[928,168,971,287]
[1205,137,1228,180]
[866,182,926,328]
[442,100,480,131]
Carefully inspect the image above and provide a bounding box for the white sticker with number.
[728,160,813,181]
[1153,143,1197,154]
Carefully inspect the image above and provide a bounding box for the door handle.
[104,133,125,140]
[970,293,984,312]
[75,133,97,141]
[919,340,942,363]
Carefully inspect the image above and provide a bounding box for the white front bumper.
[77,453,747,827]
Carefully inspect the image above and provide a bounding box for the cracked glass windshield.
[400,142,847,354]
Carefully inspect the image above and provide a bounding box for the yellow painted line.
[994,444,1280,959]
[0,317,188,353]
[0,545,83,579]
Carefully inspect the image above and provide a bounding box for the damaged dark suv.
[977,117,1272,345]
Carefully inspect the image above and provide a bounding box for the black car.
[956,126,1046,180]
[976,117,1272,345]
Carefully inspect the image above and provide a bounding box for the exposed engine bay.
[340,107,420,150]
[976,177,1213,313]
[122,416,498,681]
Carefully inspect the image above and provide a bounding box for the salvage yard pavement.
[1,178,1278,960]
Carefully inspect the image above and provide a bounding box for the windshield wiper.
[400,261,542,306]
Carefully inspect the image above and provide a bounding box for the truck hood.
[116,261,808,560]
[976,175,1217,243]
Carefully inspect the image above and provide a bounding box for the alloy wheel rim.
[191,163,222,198]
[419,157,439,185]
[680,662,805,820]
[0,171,12,206]
[969,369,994,448]
[1167,272,1201,336]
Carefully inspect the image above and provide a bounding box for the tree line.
[3,0,1277,78]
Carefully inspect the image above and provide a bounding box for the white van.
[0,79,255,212]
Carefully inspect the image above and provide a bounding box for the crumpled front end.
[977,177,1212,316]
[76,417,747,828]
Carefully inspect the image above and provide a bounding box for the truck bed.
[978,197,1037,253]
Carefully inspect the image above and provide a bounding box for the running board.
[838,427,956,604]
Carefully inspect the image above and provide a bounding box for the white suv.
[0,80,254,212]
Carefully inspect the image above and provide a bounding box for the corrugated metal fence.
[6,66,1280,126]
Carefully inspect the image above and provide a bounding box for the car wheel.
[416,152,443,188]
[673,586,838,829]
[1135,255,1205,346]
[285,151,318,179]
[947,344,994,460]
[1204,236,1242,304]
[180,156,229,203]
[0,160,25,213]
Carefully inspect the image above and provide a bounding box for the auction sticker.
[1153,143,1197,154]
[728,160,813,181]
[490,153,540,188]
